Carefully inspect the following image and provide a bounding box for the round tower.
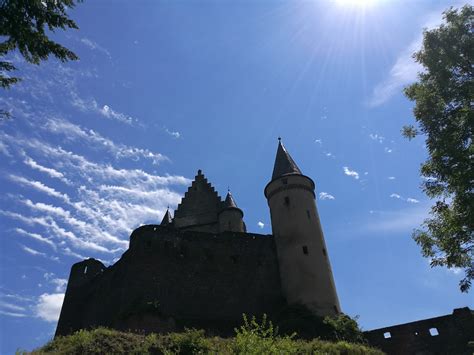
[218,191,246,233]
[264,139,341,316]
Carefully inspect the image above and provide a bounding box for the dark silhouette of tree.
[0,0,82,119]
[403,5,473,292]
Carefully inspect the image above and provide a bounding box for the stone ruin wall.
[365,307,474,354]
[56,225,285,336]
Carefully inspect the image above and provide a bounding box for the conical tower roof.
[160,208,173,226]
[223,191,238,209]
[271,139,302,180]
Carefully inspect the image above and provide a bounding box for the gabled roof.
[160,209,173,225]
[271,140,302,180]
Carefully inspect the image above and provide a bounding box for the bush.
[275,304,366,343]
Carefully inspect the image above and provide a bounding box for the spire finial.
[278,136,281,142]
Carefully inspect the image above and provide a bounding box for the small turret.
[218,191,246,233]
[160,208,173,226]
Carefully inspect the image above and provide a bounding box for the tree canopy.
[403,5,473,292]
[0,0,82,118]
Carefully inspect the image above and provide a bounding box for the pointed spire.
[271,138,302,180]
[223,191,238,209]
[160,208,173,226]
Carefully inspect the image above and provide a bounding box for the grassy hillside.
[24,327,383,355]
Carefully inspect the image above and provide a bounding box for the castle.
[55,140,341,336]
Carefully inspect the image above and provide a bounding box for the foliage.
[275,304,366,343]
[25,321,383,354]
[402,5,474,292]
[0,0,82,119]
[232,314,297,354]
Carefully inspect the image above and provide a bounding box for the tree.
[403,5,473,292]
[0,0,82,119]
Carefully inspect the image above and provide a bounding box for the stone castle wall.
[56,225,285,336]
[365,307,474,354]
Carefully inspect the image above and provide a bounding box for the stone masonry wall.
[365,307,474,355]
[56,225,285,336]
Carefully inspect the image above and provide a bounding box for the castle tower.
[218,191,246,233]
[264,139,341,316]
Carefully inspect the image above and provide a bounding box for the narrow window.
[231,255,238,264]
[284,196,290,206]
[306,210,311,219]
[180,245,187,258]
[146,241,152,248]
[282,178,288,185]
[322,248,327,256]
[302,246,308,255]
[333,305,339,313]
[429,328,439,336]
[383,332,391,339]
[228,221,231,229]
[84,266,88,274]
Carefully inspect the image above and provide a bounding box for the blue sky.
[1,0,473,352]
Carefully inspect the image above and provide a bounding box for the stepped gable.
[173,170,223,230]
[271,139,302,180]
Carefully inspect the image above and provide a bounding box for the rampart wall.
[56,225,284,336]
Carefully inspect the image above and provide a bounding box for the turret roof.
[160,208,173,226]
[271,139,302,180]
[223,191,238,209]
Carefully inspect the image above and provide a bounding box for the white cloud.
[384,147,393,153]
[100,104,135,125]
[369,133,385,143]
[80,38,111,59]
[165,128,181,139]
[257,221,265,229]
[9,175,70,202]
[367,8,451,107]
[23,157,71,184]
[314,139,322,145]
[343,166,359,180]
[319,192,335,200]
[15,228,57,251]
[44,118,164,164]
[35,293,64,322]
[388,176,396,180]
[21,245,47,257]
[0,300,26,312]
[0,310,27,318]
[390,193,420,204]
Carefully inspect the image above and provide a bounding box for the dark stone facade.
[55,225,285,337]
[365,307,474,355]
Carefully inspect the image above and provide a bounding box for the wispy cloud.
[80,38,111,59]
[364,204,429,234]
[319,192,335,200]
[390,193,420,203]
[21,245,47,257]
[369,133,385,143]
[343,166,359,180]
[165,128,181,139]
[257,221,265,229]
[367,8,450,107]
